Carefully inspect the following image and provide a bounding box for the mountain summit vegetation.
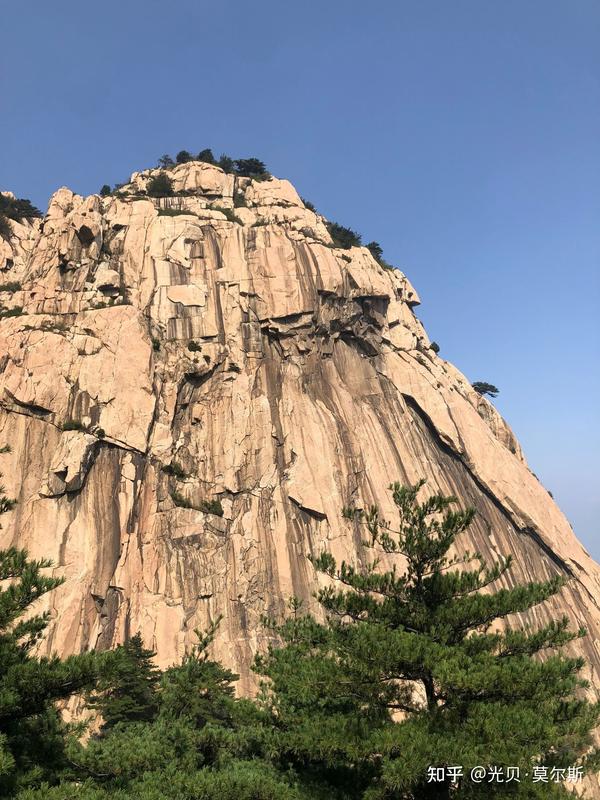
[1,475,597,799]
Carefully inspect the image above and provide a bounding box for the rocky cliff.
[1,162,599,702]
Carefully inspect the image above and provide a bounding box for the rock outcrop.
[1,161,599,707]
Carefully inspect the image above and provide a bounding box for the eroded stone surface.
[1,163,599,714]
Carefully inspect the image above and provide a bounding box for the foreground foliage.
[257,481,600,797]
[0,550,98,796]
[1,479,598,799]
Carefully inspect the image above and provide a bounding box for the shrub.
[472,381,499,398]
[99,184,112,197]
[170,490,194,509]
[301,197,316,212]
[61,420,86,432]
[218,154,235,173]
[197,148,216,165]
[326,221,362,249]
[430,341,440,354]
[234,158,270,179]
[0,214,11,240]
[157,154,175,169]
[210,205,243,225]
[199,499,224,517]
[187,341,201,352]
[0,282,21,293]
[157,208,192,217]
[233,190,248,208]
[95,428,106,439]
[162,461,189,480]
[366,239,394,270]
[176,150,193,164]
[170,491,223,515]
[366,241,383,261]
[147,173,174,197]
[0,306,23,319]
[151,337,161,352]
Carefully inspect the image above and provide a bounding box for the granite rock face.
[1,162,599,705]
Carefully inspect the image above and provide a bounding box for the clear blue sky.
[2,1,599,555]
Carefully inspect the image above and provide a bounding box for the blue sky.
[1,1,599,555]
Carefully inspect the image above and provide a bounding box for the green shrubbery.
[326,220,362,249]
[0,306,24,319]
[157,207,192,217]
[170,491,223,516]
[366,240,394,270]
[198,499,224,517]
[0,281,21,293]
[170,490,194,509]
[61,420,86,432]
[157,154,175,169]
[233,190,248,208]
[210,205,243,225]
[161,461,189,480]
[146,172,174,197]
[0,215,12,240]
[0,193,42,241]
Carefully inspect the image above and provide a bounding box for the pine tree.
[325,221,362,249]
[197,148,216,165]
[472,382,499,398]
[157,154,175,169]
[0,548,98,795]
[218,154,235,173]
[159,617,238,730]
[86,633,160,732]
[256,481,600,799]
[52,625,304,799]
[233,158,269,179]
[175,150,193,164]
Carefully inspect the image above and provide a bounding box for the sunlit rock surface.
[1,162,598,710]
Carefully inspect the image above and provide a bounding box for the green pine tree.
[86,633,160,732]
[50,624,306,799]
[159,617,237,730]
[255,480,600,799]
[0,548,98,796]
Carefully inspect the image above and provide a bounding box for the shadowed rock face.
[0,162,599,698]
